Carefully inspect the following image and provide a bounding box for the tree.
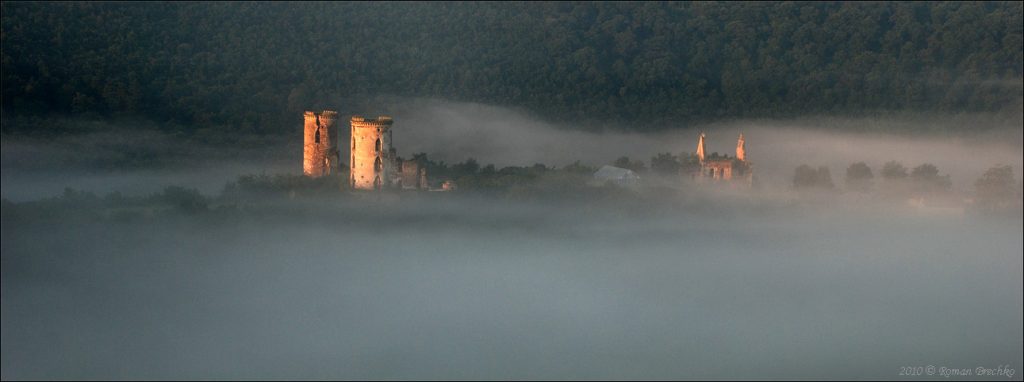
[794,165,818,189]
[881,161,908,180]
[613,156,647,173]
[157,186,207,214]
[4,2,1020,135]
[910,163,952,194]
[450,158,481,177]
[562,160,596,174]
[649,152,680,176]
[973,164,1019,213]
[845,162,874,192]
[794,164,834,190]
[410,153,450,180]
[815,166,835,189]
[679,153,702,175]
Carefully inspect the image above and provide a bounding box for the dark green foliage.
[2,2,1021,134]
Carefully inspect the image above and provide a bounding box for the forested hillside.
[2,2,1021,134]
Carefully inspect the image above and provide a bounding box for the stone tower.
[696,132,707,164]
[350,115,394,190]
[303,110,340,177]
[736,133,746,162]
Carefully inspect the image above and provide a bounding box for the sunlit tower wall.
[736,133,746,162]
[303,110,340,177]
[350,115,394,190]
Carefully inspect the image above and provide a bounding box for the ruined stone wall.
[400,161,416,189]
[350,116,394,190]
[704,160,734,180]
[401,160,427,190]
[692,132,754,184]
[303,110,340,177]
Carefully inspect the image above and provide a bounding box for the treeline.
[2,2,1021,135]
[792,160,1021,213]
[3,158,1019,222]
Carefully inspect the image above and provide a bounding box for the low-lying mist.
[3,99,1021,201]
[2,191,1021,379]
[388,99,1022,193]
[2,99,1022,379]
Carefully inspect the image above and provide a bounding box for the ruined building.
[692,132,753,184]
[303,110,340,177]
[350,116,395,190]
[400,159,429,190]
[300,111,447,191]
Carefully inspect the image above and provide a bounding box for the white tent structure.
[591,165,640,187]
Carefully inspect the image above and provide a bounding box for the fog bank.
[2,195,1021,379]
[4,100,1020,201]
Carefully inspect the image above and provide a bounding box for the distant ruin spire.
[736,133,745,162]
[697,132,707,164]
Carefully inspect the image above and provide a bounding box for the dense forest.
[2,2,1022,135]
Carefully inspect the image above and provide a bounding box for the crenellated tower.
[303,110,340,177]
[350,115,394,190]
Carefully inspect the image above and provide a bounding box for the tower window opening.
[314,128,320,144]
[374,157,382,172]
[375,138,382,154]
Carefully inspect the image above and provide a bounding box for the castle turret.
[350,116,394,190]
[303,110,340,177]
[696,132,707,164]
[736,133,745,162]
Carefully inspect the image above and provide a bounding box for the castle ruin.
[349,115,396,190]
[692,132,753,185]
[301,110,443,191]
[400,159,429,190]
[303,110,340,177]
